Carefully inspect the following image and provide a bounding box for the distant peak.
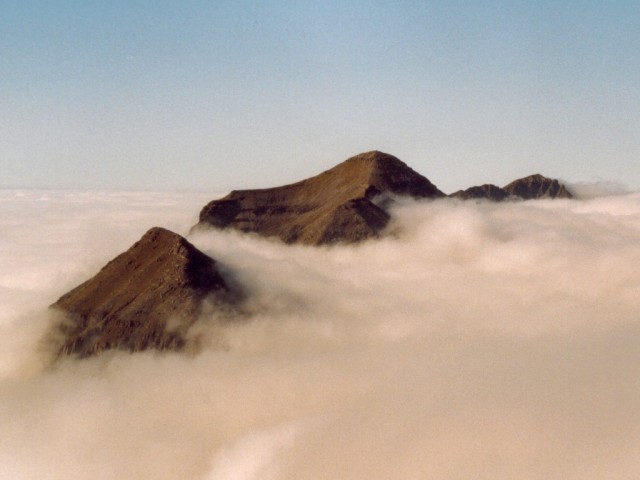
[503,174,573,200]
[450,184,508,201]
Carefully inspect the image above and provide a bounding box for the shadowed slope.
[195,151,444,245]
[503,174,573,199]
[450,184,509,201]
[50,227,232,358]
[450,175,573,201]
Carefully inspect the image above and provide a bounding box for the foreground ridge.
[49,227,233,358]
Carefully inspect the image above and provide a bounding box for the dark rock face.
[450,184,509,201]
[50,227,231,358]
[503,174,573,199]
[451,175,573,201]
[195,151,444,245]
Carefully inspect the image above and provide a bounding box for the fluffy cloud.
[1,189,639,479]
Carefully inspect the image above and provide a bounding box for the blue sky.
[2,1,639,193]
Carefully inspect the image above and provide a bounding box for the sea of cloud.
[1,187,639,479]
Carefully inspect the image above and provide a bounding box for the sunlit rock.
[194,151,444,245]
[50,227,233,358]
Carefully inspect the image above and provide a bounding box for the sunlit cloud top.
[1,188,640,478]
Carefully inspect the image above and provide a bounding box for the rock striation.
[195,151,444,245]
[503,174,573,199]
[50,227,232,358]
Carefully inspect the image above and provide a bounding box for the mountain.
[450,184,509,201]
[44,154,578,361]
[49,227,233,358]
[450,175,573,201]
[503,174,573,199]
[194,151,444,245]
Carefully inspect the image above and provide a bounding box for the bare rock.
[503,174,573,199]
[450,184,509,201]
[50,227,232,358]
[195,151,444,245]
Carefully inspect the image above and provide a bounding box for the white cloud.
[0,189,639,479]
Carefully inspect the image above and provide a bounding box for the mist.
[1,188,639,479]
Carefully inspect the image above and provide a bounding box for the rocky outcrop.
[195,151,444,245]
[451,175,573,201]
[503,174,573,199]
[450,184,509,201]
[50,227,233,358]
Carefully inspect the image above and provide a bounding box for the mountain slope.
[503,174,573,199]
[195,151,444,245]
[50,227,232,358]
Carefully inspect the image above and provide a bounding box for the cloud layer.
[1,189,639,479]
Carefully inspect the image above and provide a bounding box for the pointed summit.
[338,151,444,198]
[50,227,232,358]
[195,151,444,245]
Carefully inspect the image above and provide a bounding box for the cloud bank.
[1,188,639,479]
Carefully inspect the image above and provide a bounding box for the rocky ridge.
[194,151,444,245]
[48,151,574,359]
[50,227,232,358]
[450,184,510,201]
[451,174,573,201]
[503,174,573,199]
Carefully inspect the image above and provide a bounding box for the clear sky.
[2,1,639,193]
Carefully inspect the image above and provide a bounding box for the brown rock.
[450,184,509,201]
[50,227,232,358]
[195,151,444,245]
[503,174,573,199]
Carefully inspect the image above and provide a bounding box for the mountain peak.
[503,174,573,199]
[342,150,403,166]
[450,184,509,201]
[49,227,232,358]
[195,151,443,245]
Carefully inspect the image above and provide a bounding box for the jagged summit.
[503,174,573,199]
[450,184,509,201]
[50,227,233,358]
[450,174,573,201]
[195,151,444,245]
